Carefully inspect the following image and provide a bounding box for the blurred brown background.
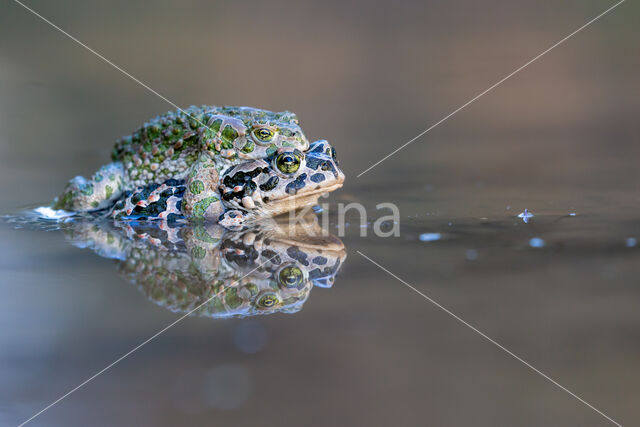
[1,0,639,208]
[1,1,640,426]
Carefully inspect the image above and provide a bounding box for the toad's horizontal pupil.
[256,129,272,139]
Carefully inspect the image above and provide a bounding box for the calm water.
[2,1,640,426]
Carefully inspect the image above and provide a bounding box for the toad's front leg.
[183,161,252,229]
[181,160,225,220]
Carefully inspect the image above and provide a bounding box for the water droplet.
[517,209,534,223]
[419,233,441,242]
[529,237,545,248]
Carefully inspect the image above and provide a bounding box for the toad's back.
[112,105,305,187]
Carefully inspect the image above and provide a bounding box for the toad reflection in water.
[62,215,346,318]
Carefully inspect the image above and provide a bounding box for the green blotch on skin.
[210,119,223,133]
[107,235,115,245]
[245,283,259,297]
[95,174,103,182]
[185,153,198,167]
[192,196,219,218]
[191,246,206,259]
[282,296,298,305]
[212,296,226,313]
[193,224,219,244]
[242,139,255,153]
[189,180,205,195]
[213,280,225,293]
[55,190,74,210]
[221,125,238,145]
[81,184,94,196]
[109,174,116,181]
[225,288,243,309]
[266,144,278,156]
[91,201,99,208]
[105,185,113,199]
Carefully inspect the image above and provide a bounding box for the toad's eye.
[257,293,279,308]
[252,128,275,143]
[278,266,304,289]
[275,152,301,174]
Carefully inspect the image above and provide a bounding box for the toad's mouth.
[269,180,344,203]
[256,180,344,217]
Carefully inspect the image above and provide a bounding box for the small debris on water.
[517,209,534,223]
[465,249,478,261]
[419,233,442,242]
[568,212,577,216]
[529,237,545,248]
[626,237,637,248]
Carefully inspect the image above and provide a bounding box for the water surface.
[2,1,640,425]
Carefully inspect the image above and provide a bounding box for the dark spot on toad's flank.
[310,173,325,183]
[117,179,186,220]
[259,175,279,192]
[312,256,327,265]
[222,169,263,201]
[221,239,259,267]
[286,246,309,266]
[261,249,281,265]
[285,173,307,195]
